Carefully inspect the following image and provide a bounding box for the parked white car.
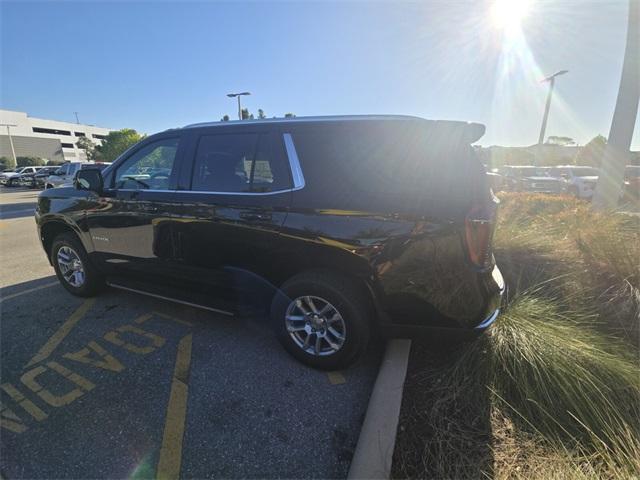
[45,162,111,189]
[0,166,43,187]
[550,165,599,199]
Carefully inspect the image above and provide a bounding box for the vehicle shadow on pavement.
[0,201,38,220]
[0,275,60,299]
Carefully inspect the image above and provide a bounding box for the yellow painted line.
[25,298,96,368]
[152,311,194,327]
[327,371,346,385]
[133,313,154,324]
[0,220,7,229]
[0,281,59,303]
[156,334,193,480]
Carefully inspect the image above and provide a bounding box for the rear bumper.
[379,264,505,338]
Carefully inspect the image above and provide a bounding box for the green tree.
[220,114,230,122]
[574,135,607,167]
[76,136,97,161]
[257,109,266,119]
[47,159,66,166]
[0,156,12,170]
[95,128,144,162]
[16,156,45,166]
[241,108,254,120]
[547,136,575,146]
[284,113,296,118]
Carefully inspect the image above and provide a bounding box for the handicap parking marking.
[25,298,96,368]
[1,310,193,438]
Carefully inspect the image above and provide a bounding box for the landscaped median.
[392,193,640,479]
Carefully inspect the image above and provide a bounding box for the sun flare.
[491,0,531,30]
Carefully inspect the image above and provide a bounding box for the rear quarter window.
[290,121,485,215]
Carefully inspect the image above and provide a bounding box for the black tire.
[51,232,104,297]
[270,271,372,370]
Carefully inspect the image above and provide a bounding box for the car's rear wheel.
[270,271,371,369]
[51,233,103,297]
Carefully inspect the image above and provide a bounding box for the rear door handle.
[240,212,272,222]
[140,204,158,213]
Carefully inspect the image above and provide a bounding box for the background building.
[0,109,113,164]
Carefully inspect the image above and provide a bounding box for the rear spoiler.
[426,120,486,145]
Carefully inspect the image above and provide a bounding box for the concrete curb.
[348,339,412,480]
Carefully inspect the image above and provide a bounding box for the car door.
[85,134,187,280]
[171,125,293,294]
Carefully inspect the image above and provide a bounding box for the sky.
[1,0,638,148]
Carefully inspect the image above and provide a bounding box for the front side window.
[191,133,290,193]
[114,138,179,190]
[57,164,70,176]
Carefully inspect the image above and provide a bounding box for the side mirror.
[75,168,104,193]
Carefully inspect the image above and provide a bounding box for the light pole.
[538,70,568,145]
[0,123,18,167]
[73,112,80,124]
[226,92,251,120]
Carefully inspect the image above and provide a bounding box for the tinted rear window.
[290,121,485,214]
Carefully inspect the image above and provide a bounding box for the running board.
[107,281,235,317]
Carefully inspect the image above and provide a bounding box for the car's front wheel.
[270,271,371,369]
[51,233,104,297]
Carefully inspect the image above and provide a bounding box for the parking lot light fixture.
[226,92,251,120]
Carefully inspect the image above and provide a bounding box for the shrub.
[0,156,14,170]
[393,292,640,479]
[46,159,66,166]
[393,192,640,479]
[16,156,45,167]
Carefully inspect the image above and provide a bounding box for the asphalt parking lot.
[0,188,382,479]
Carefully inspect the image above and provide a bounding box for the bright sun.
[491,0,531,30]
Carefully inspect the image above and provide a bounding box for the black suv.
[36,115,504,369]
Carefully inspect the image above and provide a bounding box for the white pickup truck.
[45,162,111,189]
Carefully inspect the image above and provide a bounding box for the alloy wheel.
[57,246,86,288]
[285,295,347,356]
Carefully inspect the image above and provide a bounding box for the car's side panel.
[278,121,500,330]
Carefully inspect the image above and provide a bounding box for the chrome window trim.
[110,133,305,197]
[283,132,305,190]
[112,188,293,196]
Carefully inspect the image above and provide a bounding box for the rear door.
[172,125,293,293]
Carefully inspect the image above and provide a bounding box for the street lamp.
[226,92,251,120]
[0,123,18,167]
[538,70,568,145]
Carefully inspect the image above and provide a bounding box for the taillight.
[465,198,498,268]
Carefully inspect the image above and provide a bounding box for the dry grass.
[392,193,640,479]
